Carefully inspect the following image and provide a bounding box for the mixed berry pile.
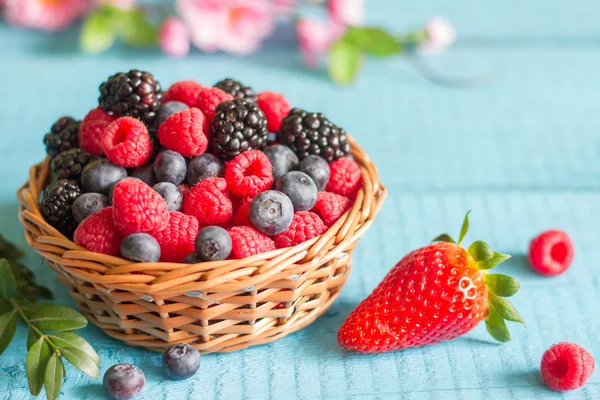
[40,71,363,263]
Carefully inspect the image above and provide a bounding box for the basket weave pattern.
[17,137,386,353]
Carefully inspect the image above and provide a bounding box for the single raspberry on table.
[196,87,233,123]
[257,91,291,132]
[74,207,122,256]
[228,226,276,259]
[274,211,327,248]
[162,80,205,107]
[528,230,574,276]
[326,157,363,199]
[311,191,353,227]
[101,117,153,167]
[541,342,595,391]
[112,178,170,235]
[158,108,208,157]
[151,211,200,262]
[225,150,274,198]
[79,106,116,156]
[183,177,233,225]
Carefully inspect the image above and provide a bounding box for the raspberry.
[195,87,233,123]
[74,207,122,256]
[162,80,205,107]
[541,342,595,391]
[528,230,575,276]
[274,211,326,248]
[225,150,274,198]
[102,117,153,167]
[233,201,251,226]
[178,184,190,199]
[112,178,170,235]
[151,211,199,262]
[228,226,276,259]
[79,107,116,156]
[183,177,233,225]
[326,157,363,199]
[257,91,291,132]
[158,108,208,157]
[311,191,352,227]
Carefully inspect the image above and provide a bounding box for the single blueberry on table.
[249,190,294,235]
[81,159,127,195]
[276,171,318,211]
[157,101,189,126]
[103,364,145,400]
[162,343,201,380]
[154,150,187,185]
[194,226,232,261]
[263,144,299,182]
[298,155,330,191]
[186,153,224,186]
[153,182,183,211]
[121,233,161,263]
[72,192,108,223]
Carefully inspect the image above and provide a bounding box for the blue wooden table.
[1,1,599,398]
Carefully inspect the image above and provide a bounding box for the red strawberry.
[338,212,523,353]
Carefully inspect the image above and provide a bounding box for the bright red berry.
[228,226,276,259]
[112,178,170,235]
[338,213,523,353]
[541,342,595,391]
[183,177,233,225]
[256,91,291,132]
[151,211,199,263]
[528,230,574,276]
[79,106,116,156]
[311,191,352,227]
[158,108,208,157]
[274,211,327,248]
[196,87,233,123]
[178,184,190,199]
[233,201,252,226]
[225,150,274,198]
[74,207,122,256]
[326,157,363,199]
[101,117,153,167]
[162,80,205,107]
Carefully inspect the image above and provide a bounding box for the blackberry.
[214,78,257,103]
[41,179,81,238]
[43,117,80,158]
[99,69,162,125]
[276,109,351,162]
[211,99,268,160]
[51,148,97,181]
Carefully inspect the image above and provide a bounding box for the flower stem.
[9,299,60,353]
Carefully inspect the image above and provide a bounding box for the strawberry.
[338,212,524,353]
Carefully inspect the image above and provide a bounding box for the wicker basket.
[17,136,386,354]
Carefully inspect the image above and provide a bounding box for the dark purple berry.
[82,159,127,195]
[182,252,202,264]
[72,193,109,223]
[121,233,161,263]
[162,343,201,380]
[186,154,224,186]
[276,171,318,211]
[194,226,232,261]
[298,155,330,191]
[152,182,183,211]
[154,150,187,185]
[131,164,157,186]
[157,101,189,126]
[249,190,293,235]
[263,145,299,182]
[103,364,145,400]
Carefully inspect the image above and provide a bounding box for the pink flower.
[176,0,275,55]
[96,0,135,8]
[420,17,456,55]
[3,0,89,31]
[159,17,190,58]
[296,18,345,69]
[328,0,363,26]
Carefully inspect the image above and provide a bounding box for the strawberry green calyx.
[432,211,525,343]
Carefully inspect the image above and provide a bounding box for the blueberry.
[249,190,294,235]
[263,145,299,182]
[153,182,183,211]
[154,150,187,185]
[72,193,108,223]
[121,233,161,263]
[182,252,203,264]
[298,155,330,191]
[162,343,201,380]
[81,159,127,195]
[276,171,318,211]
[157,101,189,126]
[131,164,157,187]
[103,364,145,400]
[195,226,232,261]
[186,154,224,186]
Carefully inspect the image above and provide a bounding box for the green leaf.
[80,11,118,54]
[27,336,51,396]
[468,240,494,262]
[328,38,362,85]
[119,9,157,47]
[0,258,16,299]
[485,307,511,342]
[345,27,401,56]
[28,328,41,349]
[431,234,456,244]
[50,332,100,366]
[457,211,471,245]
[0,310,17,355]
[477,252,511,270]
[489,293,525,325]
[28,303,87,332]
[59,346,100,378]
[12,262,53,302]
[0,234,24,261]
[485,274,520,297]
[45,354,64,400]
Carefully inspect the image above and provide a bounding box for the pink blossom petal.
[296,18,344,69]
[420,16,456,55]
[159,17,190,58]
[4,0,89,31]
[328,0,364,26]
